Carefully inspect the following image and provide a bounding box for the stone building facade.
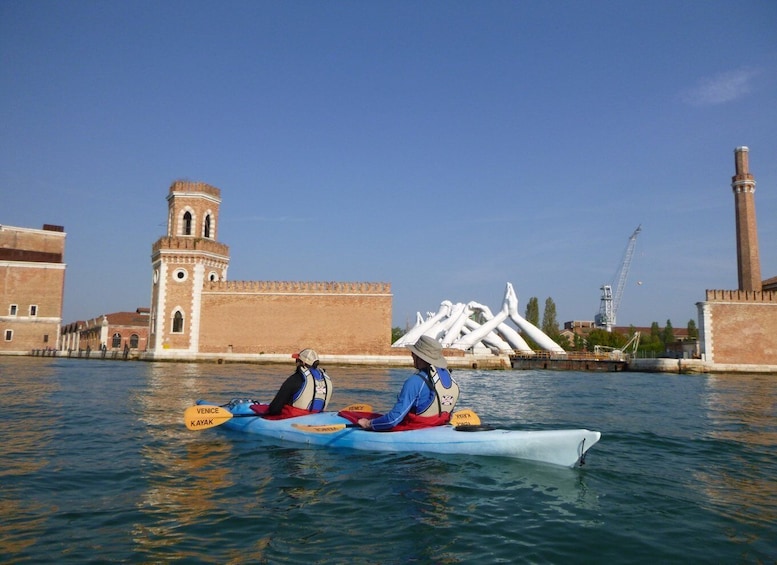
[0,223,66,354]
[697,147,777,368]
[60,308,150,354]
[146,181,392,360]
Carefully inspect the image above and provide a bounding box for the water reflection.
[704,373,777,446]
[695,373,777,530]
[133,440,235,555]
[134,362,238,558]
[0,359,60,555]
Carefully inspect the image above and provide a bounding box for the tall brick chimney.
[731,146,762,291]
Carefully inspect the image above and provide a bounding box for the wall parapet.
[705,289,777,303]
[204,280,392,295]
[152,236,229,255]
[169,180,221,198]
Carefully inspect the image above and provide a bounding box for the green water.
[1,357,775,563]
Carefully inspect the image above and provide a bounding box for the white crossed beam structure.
[392,282,565,356]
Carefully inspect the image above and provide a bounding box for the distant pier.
[510,351,628,372]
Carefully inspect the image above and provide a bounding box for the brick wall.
[699,290,777,365]
[198,281,392,355]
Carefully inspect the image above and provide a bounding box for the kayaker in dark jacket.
[356,336,459,431]
[266,348,333,417]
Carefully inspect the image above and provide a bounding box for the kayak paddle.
[184,405,234,430]
[290,409,482,434]
[184,403,374,431]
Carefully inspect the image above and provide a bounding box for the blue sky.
[2,1,776,331]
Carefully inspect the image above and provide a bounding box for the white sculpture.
[393,282,564,355]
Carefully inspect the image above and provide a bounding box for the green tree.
[585,329,628,350]
[391,326,404,344]
[662,319,675,344]
[637,321,665,355]
[687,319,698,340]
[522,297,540,350]
[573,333,587,351]
[525,297,539,326]
[542,297,559,339]
[555,333,571,350]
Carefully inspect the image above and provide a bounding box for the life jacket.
[414,366,459,417]
[339,367,460,432]
[291,366,332,413]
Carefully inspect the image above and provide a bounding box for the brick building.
[697,147,777,367]
[60,307,150,354]
[146,181,392,360]
[0,223,66,354]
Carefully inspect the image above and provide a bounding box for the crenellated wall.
[698,289,777,365]
[705,289,776,302]
[204,280,391,294]
[152,236,229,255]
[169,180,221,198]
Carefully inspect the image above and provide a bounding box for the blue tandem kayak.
[193,399,601,468]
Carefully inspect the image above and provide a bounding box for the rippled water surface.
[1,357,775,563]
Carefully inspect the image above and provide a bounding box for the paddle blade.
[184,405,234,430]
[451,409,481,427]
[342,403,373,412]
[291,423,350,434]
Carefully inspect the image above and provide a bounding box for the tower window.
[173,268,188,281]
[4,330,12,341]
[204,214,211,238]
[9,304,17,316]
[30,305,38,316]
[183,211,193,235]
[172,311,184,333]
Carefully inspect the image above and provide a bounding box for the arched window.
[183,211,192,235]
[204,214,211,238]
[130,334,139,348]
[172,311,184,333]
[112,333,121,348]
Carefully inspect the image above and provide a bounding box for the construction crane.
[595,225,642,332]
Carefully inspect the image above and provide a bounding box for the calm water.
[1,357,775,564]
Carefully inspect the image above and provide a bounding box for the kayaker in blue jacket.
[356,336,459,431]
[264,348,333,418]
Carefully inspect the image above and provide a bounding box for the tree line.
[525,296,698,354]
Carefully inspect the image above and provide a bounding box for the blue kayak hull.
[197,399,601,467]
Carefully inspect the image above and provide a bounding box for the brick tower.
[731,146,762,292]
[148,181,230,354]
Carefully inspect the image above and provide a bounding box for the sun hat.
[292,348,319,366]
[407,335,447,368]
